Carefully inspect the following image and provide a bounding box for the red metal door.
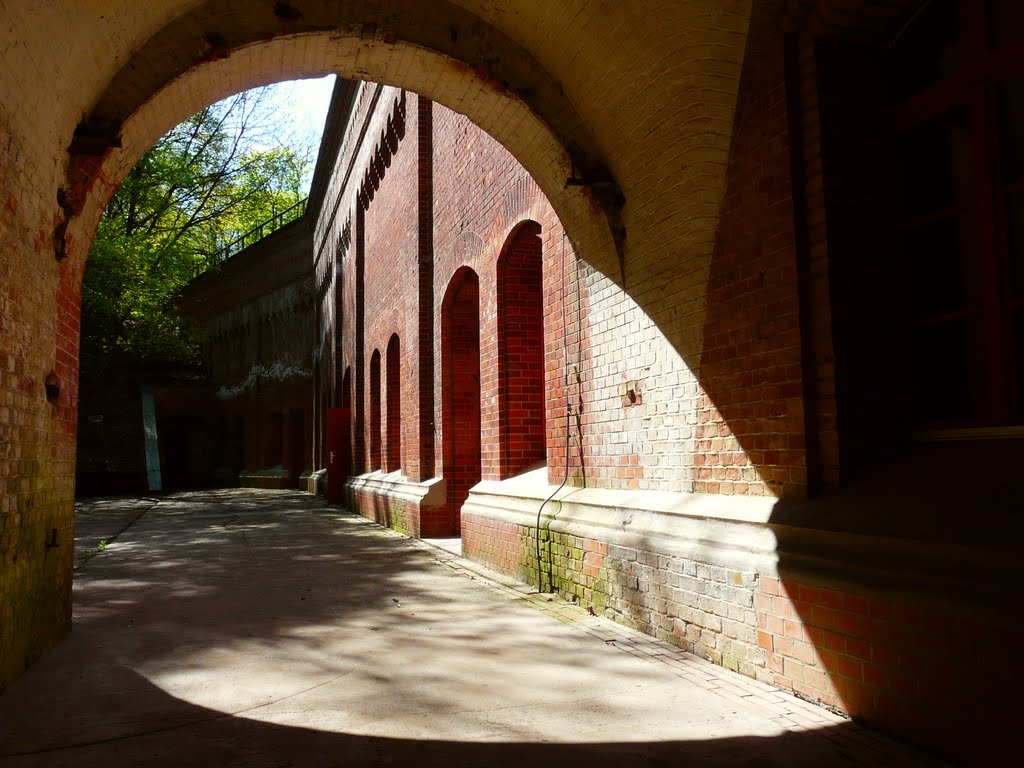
[327,407,352,505]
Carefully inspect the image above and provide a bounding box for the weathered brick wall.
[430,104,566,487]
[0,101,77,691]
[462,6,1022,764]
[464,486,1020,765]
[349,486,415,537]
[496,223,545,478]
[577,264,703,492]
[361,91,420,478]
[462,509,763,672]
[429,100,773,497]
[178,219,315,485]
[327,76,810,545]
[750,576,1024,761]
[428,105,715,496]
[327,82,828,727]
[697,19,806,500]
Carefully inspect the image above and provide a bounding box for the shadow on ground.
[0,667,929,768]
[0,490,946,767]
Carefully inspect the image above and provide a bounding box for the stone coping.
[345,471,446,507]
[239,467,290,479]
[462,469,1013,611]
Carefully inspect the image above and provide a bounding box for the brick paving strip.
[0,489,948,767]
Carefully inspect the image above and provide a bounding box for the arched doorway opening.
[496,221,547,478]
[369,349,383,472]
[385,334,402,473]
[441,268,481,535]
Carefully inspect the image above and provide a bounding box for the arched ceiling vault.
[7,0,753,343]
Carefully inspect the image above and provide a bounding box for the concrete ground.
[0,489,946,767]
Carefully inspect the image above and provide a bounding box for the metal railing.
[191,197,307,278]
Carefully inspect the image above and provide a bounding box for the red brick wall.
[441,268,481,533]
[322,83,397,477]
[322,88,437,485]
[290,14,1022,761]
[341,213,361,473]
[496,223,546,477]
[427,106,587,494]
[361,91,419,478]
[755,574,1020,765]
[415,96,436,484]
[341,366,352,409]
[697,23,807,499]
[327,91,580,529]
[459,7,1022,763]
[331,90,762,501]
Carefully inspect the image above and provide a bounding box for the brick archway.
[63,29,622,289]
[48,0,755,313]
[1,0,753,692]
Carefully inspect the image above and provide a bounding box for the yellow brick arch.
[52,0,753,307]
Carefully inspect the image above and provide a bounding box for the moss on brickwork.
[385,496,412,538]
[463,513,766,686]
[0,463,75,691]
[349,490,416,538]
[0,180,77,690]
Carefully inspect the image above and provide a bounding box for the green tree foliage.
[81,86,312,367]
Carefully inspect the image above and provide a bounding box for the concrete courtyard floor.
[0,489,947,767]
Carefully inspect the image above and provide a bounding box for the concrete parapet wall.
[346,471,446,538]
[238,467,291,490]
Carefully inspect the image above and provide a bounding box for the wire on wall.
[535,228,576,593]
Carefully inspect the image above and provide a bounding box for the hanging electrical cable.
[535,228,575,593]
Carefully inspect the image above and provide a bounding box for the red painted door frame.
[327,407,352,505]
